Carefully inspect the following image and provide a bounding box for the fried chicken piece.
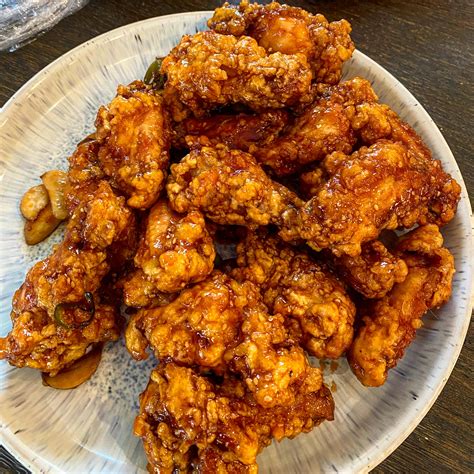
[208,0,354,84]
[172,110,290,152]
[126,271,320,408]
[330,240,408,299]
[125,272,248,367]
[95,81,171,210]
[64,138,104,213]
[123,200,215,307]
[134,363,334,472]
[0,182,136,374]
[352,102,461,225]
[161,31,313,121]
[282,140,442,256]
[232,231,355,359]
[253,77,377,176]
[166,144,302,229]
[66,81,171,212]
[226,300,316,408]
[348,225,455,387]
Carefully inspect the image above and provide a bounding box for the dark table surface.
[0,0,472,472]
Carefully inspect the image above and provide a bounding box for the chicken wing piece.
[0,181,136,375]
[161,31,313,121]
[282,140,441,257]
[123,200,215,307]
[134,363,334,472]
[232,231,355,359]
[166,144,302,229]
[352,102,461,226]
[253,77,377,176]
[126,271,320,408]
[172,109,290,152]
[329,240,408,299]
[64,138,104,214]
[95,81,171,210]
[348,225,455,387]
[208,0,354,84]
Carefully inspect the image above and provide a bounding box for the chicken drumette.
[282,140,457,257]
[351,102,461,225]
[123,200,215,307]
[208,0,354,84]
[95,81,171,210]
[126,271,321,409]
[348,225,455,387]
[166,144,302,229]
[66,81,171,212]
[161,31,313,121]
[0,181,136,374]
[135,362,334,473]
[232,231,355,359]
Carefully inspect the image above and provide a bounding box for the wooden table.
[0,0,472,472]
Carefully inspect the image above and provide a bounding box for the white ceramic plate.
[0,11,472,474]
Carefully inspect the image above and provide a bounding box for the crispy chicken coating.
[196,447,256,474]
[232,231,355,359]
[352,102,461,225]
[123,200,215,307]
[95,81,171,210]
[208,0,354,84]
[166,144,302,229]
[0,182,136,374]
[348,225,455,387]
[64,138,104,213]
[283,140,444,256]
[172,110,290,152]
[254,77,377,176]
[161,31,313,121]
[134,363,334,472]
[299,166,325,199]
[126,271,320,408]
[296,96,460,223]
[330,240,408,299]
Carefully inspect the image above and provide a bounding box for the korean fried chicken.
[254,77,377,176]
[232,231,355,359]
[283,140,449,257]
[66,81,171,212]
[172,109,290,152]
[135,363,334,473]
[348,225,455,387]
[64,138,104,213]
[330,240,408,299]
[161,31,313,121]
[351,102,461,225]
[208,0,354,84]
[123,200,215,307]
[0,182,136,374]
[95,81,171,210]
[166,144,302,229]
[3,2,462,469]
[126,271,321,409]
